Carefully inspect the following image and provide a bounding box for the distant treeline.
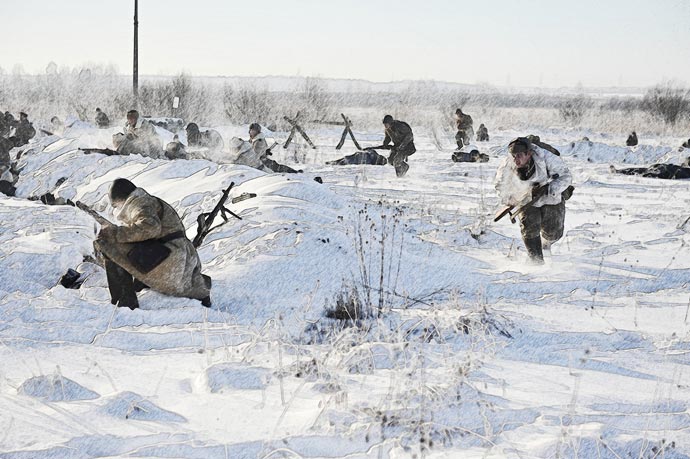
[0,68,687,134]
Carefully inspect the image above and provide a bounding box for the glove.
[531,183,549,200]
[97,224,117,241]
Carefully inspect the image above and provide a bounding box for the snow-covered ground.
[1,122,690,458]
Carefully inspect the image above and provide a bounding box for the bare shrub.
[223,83,272,125]
[324,284,367,321]
[558,94,592,123]
[642,82,690,125]
[300,77,334,122]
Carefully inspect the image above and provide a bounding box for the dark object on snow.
[95,108,110,128]
[476,123,489,142]
[260,143,302,173]
[0,181,16,196]
[262,156,301,173]
[326,150,387,166]
[82,147,121,156]
[451,149,489,163]
[283,112,316,150]
[314,176,323,184]
[193,182,242,248]
[626,131,638,147]
[147,117,186,133]
[14,113,36,146]
[526,135,560,156]
[60,268,84,289]
[682,139,690,149]
[611,163,690,180]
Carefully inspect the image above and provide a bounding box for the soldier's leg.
[104,259,139,309]
[540,201,566,250]
[389,150,409,177]
[455,131,464,150]
[519,206,544,263]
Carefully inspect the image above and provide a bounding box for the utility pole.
[133,0,139,105]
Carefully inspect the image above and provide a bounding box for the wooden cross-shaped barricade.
[312,113,362,150]
[283,112,316,149]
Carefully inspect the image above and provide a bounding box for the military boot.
[395,162,410,178]
[524,237,544,264]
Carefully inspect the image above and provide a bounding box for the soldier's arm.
[114,200,163,243]
[383,132,391,147]
[397,126,413,150]
[544,154,572,197]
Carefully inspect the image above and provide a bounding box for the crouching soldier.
[113,110,162,158]
[94,178,212,309]
[186,123,224,151]
[495,137,572,264]
[382,114,416,177]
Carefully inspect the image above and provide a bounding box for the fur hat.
[508,137,532,155]
[109,178,136,203]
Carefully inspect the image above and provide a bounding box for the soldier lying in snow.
[610,163,690,180]
[93,178,211,309]
[451,148,489,163]
[228,123,300,173]
[326,150,388,166]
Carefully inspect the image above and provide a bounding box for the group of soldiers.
[19,103,690,307]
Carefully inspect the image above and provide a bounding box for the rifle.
[192,183,256,248]
[74,201,114,226]
[494,174,559,224]
[81,147,121,156]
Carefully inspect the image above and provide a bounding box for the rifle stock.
[74,201,114,226]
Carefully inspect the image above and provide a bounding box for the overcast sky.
[3,0,689,88]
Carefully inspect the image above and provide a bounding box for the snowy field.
[1,121,690,459]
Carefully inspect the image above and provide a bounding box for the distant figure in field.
[165,135,188,160]
[681,138,690,149]
[526,134,561,156]
[112,110,162,158]
[626,131,638,147]
[14,112,36,146]
[383,114,416,177]
[95,108,110,129]
[454,108,474,149]
[476,123,489,142]
[185,123,224,152]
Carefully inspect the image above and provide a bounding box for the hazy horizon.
[3,0,689,89]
